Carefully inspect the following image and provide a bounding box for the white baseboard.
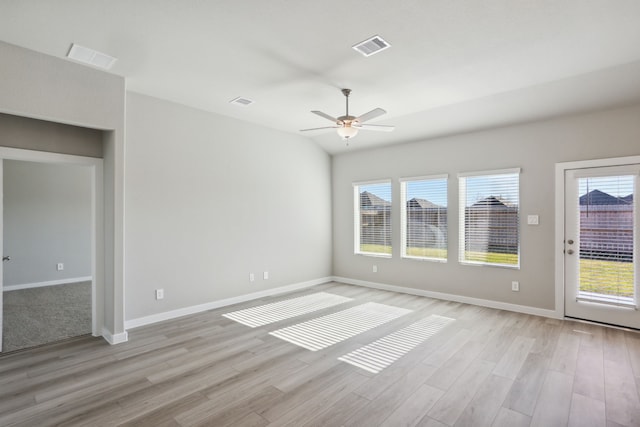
[332,276,562,319]
[3,276,93,292]
[124,277,333,330]
[102,327,128,345]
[124,275,560,332]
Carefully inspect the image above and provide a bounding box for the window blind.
[458,169,520,267]
[354,181,392,257]
[400,175,448,261]
[576,175,635,306]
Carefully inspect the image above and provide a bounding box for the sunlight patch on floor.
[222,292,352,327]
[338,314,455,373]
[269,302,411,351]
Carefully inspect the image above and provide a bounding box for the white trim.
[0,147,103,338]
[458,167,521,178]
[555,155,640,321]
[125,277,333,330]
[352,178,392,187]
[333,276,561,319]
[354,185,359,255]
[401,255,447,263]
[572,166,640,178]
[556,156,640,327]
[356,252,392,259]
[576,293,636,309]
[556,156,640,171]
[3,276,92,292]
[554,162,566,318]
[102,327,128,345]
[399,173,448,182]
[458,261,520,269]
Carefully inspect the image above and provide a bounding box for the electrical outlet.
[512,281,520,292]
[156,289,164,300]
[373,265,378,273]
[249,273,255,282]
[56,263,64,271]
[263,271,269,280]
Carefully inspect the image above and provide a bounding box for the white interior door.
[564,165,639,329]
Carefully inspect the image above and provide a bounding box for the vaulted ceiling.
[2,1,640,154]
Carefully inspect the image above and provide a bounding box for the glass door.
[564,165,639,329]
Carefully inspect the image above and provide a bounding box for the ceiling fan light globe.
[337,125,358,139]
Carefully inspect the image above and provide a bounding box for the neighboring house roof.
[579,189,632,205]
[470,196,517,208]
[360,191,391,208]
[407,198,444,209]
[621,194,634,203]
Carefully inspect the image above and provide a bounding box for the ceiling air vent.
[67,43,117,70]
[352,35,391,57]
[229,96,255,107]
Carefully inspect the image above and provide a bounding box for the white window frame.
[458,168,521,269]
[353,179,392,258]
[400,174,448,262]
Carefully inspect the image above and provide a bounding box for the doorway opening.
[0,148,103,353]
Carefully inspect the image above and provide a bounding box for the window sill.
[459,261,520,270]
[401,255,447,263]
[355,252,392,259]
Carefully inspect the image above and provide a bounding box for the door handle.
[567,239,574,245]
[566,249,574,255]
[2,256,11,261]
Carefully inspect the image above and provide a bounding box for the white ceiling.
[2,0,640,154]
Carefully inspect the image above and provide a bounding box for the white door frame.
[555,155,640,321]
[0,147,103,346]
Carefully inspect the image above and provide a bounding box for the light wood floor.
[1,282,640,426]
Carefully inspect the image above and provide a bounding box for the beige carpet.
[2,281,91,353]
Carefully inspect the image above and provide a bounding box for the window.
[459,169,520,268]
[400,175,448,261]
[354,180,392,257]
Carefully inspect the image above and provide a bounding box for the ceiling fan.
[300,89,395,140]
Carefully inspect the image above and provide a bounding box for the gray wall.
[332,102,640,310]
[3,160,91,286]
[0,113,103,158]
[124,93,333,321]
[0,41,125,337]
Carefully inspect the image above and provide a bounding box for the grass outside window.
[580,258,634,298]
[462,251,518,266]
[405,247,447,259]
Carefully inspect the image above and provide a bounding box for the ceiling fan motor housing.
[337,115,357,124]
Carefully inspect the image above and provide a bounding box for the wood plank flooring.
[1,282,640,426]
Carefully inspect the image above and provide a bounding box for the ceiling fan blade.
[355,108,386,123]
[353,123,395,132]
[300,126,340,132]
[311,110,339,123]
